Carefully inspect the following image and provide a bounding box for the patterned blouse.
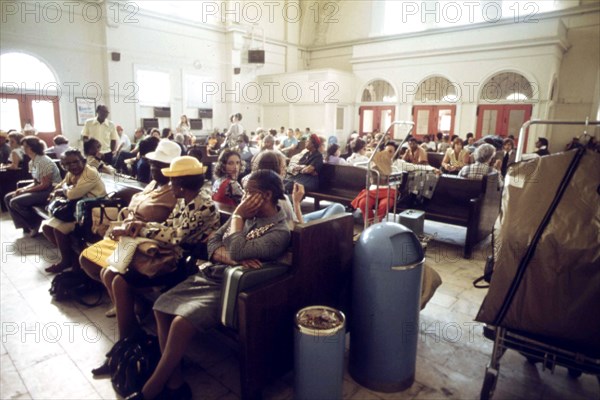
[141,187,220,246]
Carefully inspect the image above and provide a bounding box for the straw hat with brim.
[145,139,181,164]
[162,156,207,177]
[371,149,393,176]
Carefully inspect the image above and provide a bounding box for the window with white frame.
[136,69,171,107]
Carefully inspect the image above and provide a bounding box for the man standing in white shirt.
[81,104,118,164]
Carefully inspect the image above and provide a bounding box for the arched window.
[415,76,458,103]
[0,52,62,142]
[1,53,57,90]
[361,80,397,102]
[481,72,534,102]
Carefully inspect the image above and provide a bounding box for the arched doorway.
[476,72,534,140]
[358,79,396,136]
[412,76,457,138]
[0,52,62,146]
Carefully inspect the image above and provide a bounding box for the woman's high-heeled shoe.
[91,359,110,376]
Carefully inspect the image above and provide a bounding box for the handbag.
[129,241,180,278]
[47,197,78,222]
[107,332,160,397]
[76,196,126,243]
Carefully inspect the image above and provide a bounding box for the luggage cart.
[359,120,414,229]
[479,118,600,400]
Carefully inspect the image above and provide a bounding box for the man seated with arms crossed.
[402,137,429,165]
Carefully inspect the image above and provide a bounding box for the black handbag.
[107,332,161,397]
[47,197,78,222]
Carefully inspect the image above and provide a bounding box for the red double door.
[476,104,532,139]
[1,93,62,147]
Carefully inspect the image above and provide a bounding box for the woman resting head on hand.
[126,169,291,400]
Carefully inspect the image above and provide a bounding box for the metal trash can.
[294,306,346,400]
[349,222,424,392]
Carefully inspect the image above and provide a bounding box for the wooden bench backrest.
[290,212,354,307]
[318,164,368,192]
[427,152,444,169]
[432,174,487,204]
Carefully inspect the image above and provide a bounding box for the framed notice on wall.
[76,97,96,126]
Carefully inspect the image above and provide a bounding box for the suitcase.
[220,263,289,328]
[398,209,425,236]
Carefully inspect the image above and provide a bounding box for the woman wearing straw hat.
[90,155,220,377]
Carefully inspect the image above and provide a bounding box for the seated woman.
[459,143,496,180]
[124,169,291,400]
[4,137,62,237]
[324,143,348,165]
[6,131,26,169]
[79,140,182,283]
[132,136,160,182]
[351,142,400,224]
[42,149,107,274]
[84,137,116,175]
[211,149,244,206]
[0,132,28,212]
[441,137,469,174]
[90,156,220,376]
[249,150,345,226]
[346,138,369,166]
[283,134,323,193]
[45,135,69,159]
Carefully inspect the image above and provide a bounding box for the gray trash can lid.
[295,306,345,336]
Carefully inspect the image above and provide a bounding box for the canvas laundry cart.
[475,119,600,400]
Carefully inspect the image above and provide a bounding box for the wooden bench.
[305,163,408,210]
[397,173,501,258]
[427,152,444,169]
[305,164,368,209]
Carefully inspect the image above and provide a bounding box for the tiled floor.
[1,211,598,399]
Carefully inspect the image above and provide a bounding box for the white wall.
[256,68,356,140]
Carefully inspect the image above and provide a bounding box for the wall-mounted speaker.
[154,107,171,118]
[234,67,241,75]
[111,52,121,62]
[248,49,265,64]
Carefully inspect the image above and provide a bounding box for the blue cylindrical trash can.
[349,222,424,392]
[294,306,346,400]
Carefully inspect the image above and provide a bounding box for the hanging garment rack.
[516,119,600,162]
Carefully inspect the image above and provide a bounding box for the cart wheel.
[480,370,498,400]
[568,368,582,379]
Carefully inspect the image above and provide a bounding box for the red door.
[476,105,532,139]
[412,105,456,139]
[0,93,62,147]
[359,106,395,137]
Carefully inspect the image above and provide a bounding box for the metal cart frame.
[358,120,414,229]
[480,118,600,400]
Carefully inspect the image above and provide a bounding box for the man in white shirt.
[81,105,118,164]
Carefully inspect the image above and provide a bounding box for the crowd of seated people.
[1,116,531,400]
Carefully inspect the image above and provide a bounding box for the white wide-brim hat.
[145,139,181,164]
